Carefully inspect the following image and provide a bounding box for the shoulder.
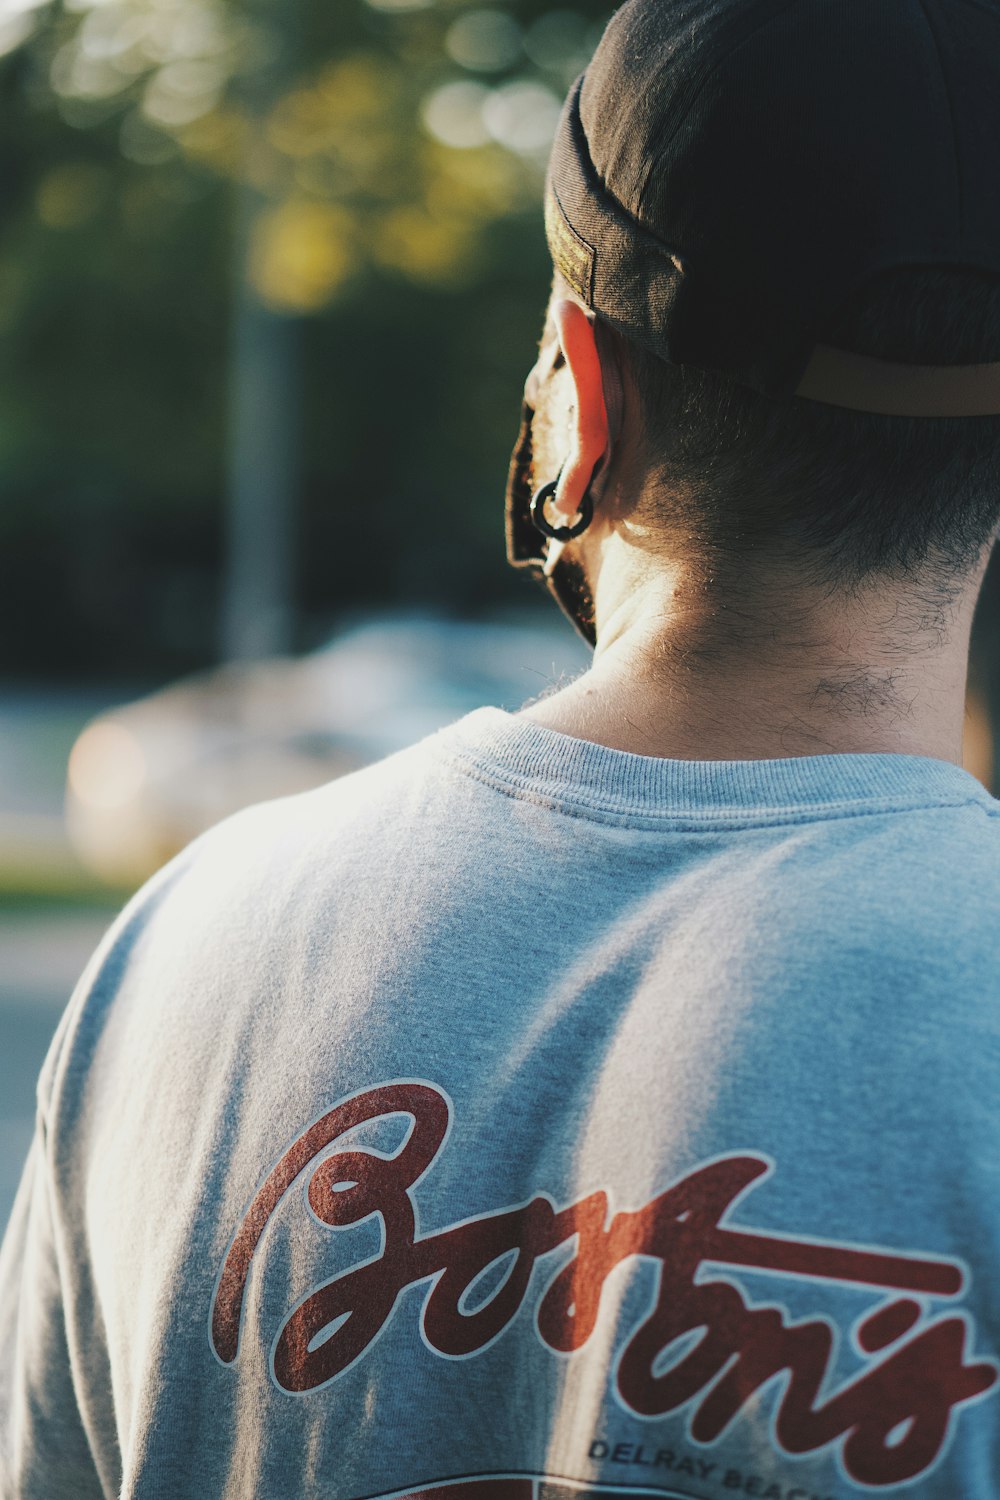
[164,725,454,882]
[38,738,449,1105]
[765,796,1000,1008]
[827,796,1000,922]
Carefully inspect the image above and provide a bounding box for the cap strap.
[796,343,1000,417]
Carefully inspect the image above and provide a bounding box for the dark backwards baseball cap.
[546,0,1000,418]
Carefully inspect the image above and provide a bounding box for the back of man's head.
[512,0,1000,641]
[602,264,1000,597]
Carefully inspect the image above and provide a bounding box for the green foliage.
[0,0,614,676]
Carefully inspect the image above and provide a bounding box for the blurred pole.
[220,182,301,663]
[220,0,302,664]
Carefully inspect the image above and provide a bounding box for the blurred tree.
[0,0,614,676]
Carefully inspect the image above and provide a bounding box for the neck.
[520,552,985,765]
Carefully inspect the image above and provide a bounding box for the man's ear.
[549,298,610,519]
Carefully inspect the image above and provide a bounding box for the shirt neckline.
[433,706,995,827]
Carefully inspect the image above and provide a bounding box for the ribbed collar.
[435,707,995,828]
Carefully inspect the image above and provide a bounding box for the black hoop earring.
[529,479,594,542]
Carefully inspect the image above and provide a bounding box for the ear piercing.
[529,477,594,541]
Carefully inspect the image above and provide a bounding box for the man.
[4,0,1000,1497]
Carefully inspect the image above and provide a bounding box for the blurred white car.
[65,611,591,886]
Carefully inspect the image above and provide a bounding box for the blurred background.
[1,0,999,1234]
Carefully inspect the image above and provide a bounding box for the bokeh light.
[444,10,522,73]
[421,81,492,150]
[248,199,357,312]
[482,78,562,156]
[67,721,146,813]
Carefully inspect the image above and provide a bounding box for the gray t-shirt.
[2,706,1000,1500]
